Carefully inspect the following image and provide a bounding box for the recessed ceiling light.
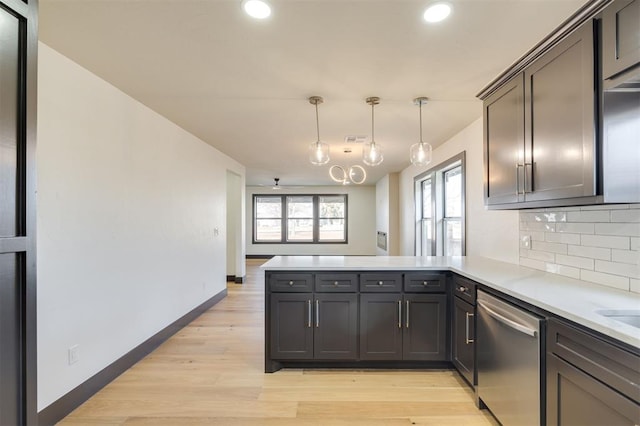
[423,2,452,23]
[242,0,271,19]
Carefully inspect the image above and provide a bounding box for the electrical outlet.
[68,345,79,365]
[520,235,531,249]
[214,227,219,236]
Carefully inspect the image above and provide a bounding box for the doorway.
[226,170,245,283]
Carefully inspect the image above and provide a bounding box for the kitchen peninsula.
[262,255,640,425]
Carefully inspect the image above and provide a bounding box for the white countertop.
[262,255,640,349]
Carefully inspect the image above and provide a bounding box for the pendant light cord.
[371,102,375,145]
[315,102,321,142]
[419,100,423,144]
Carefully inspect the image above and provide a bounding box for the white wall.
[246,186,377,256]
[376,173,400,255]
[399,118,519,263]
[36,43,245,410]
[226,171,245,279]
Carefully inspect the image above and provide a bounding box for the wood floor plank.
[58,260,498,425]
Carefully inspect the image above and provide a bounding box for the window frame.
[414,152,466,256]
[253,194,348,244]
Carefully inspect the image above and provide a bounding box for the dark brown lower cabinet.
[546,318,640,425]
[270,293,313,359]
[359,293,447,361]
[314,293,358,359]
[452,296,475,386]
[547,353,640,425]
[270,292,358,360]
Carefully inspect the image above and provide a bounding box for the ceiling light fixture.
[423,2,452,23]
[241,0,271,19]
[363,97,383,166]
[329,165,367,185]
[308,96,330,165]
[409,97,433,167]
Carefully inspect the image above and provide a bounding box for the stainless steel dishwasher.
[477,290,544,426]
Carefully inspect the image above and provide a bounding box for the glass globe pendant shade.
[410,141,432,167]
[309,140,330,165]
[363,142,383,166]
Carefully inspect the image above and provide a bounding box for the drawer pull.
[458,286,467,292]
[423,281,428,286]
[334,281,339,286]
[378,281,384,286]
[289,281,294,286]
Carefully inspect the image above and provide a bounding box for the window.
[415,152,465,256]
[253,194,347,243]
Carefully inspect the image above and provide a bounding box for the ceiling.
[39,0,589,186]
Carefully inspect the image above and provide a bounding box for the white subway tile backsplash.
[519,257,546,271]
[519,205,638,293]
[556,222,594,234]
[595,222,640,237]
[527,250,556,262]
[521,222,556,232]
[531,240,567,254]
[581,234,630,249]
[545,233,581,245]
[567,210,610,222]
[545,263,580,279]
[567,245,611,260]
[595,260,640,279]
[611,249,640,265]
[555,254,594,270]
[580,270,630,291]
[610,209,640,223]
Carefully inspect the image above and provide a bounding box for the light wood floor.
[59,259,499,425]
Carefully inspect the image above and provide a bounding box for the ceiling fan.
[258,177,305,190]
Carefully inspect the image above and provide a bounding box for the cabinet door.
[483,74,524,205]
[524,21,596,202]
[452,297,475,386]
[270,293,313,359]
[314,293,358,360]
[360,293,403,360]
[547,353,640,425]
[603,0,640,80]
[403,294,448,361]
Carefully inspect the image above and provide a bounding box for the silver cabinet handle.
[406,300,410,328]
[307,300,311,328]
[315,299,319,328]
[515,163,522,195]
[378,281,384,286]
[289,281,294,286]
[465,312,474,344]
[334,281,339,286]
[478,300,537,337]
[422,281,428,286]
[458,286,467,292]
[398,300,402,328]
[523,162,533,194]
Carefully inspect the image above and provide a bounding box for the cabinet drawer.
[360,273,402,292]
[315,273,358,292]
[547,318,640,404]
[404,273,446,293]
[453,275,476,303]
[269,273,313,292]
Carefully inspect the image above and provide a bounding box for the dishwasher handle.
[478,300,538,337]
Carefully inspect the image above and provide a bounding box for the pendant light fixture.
[308,96,330,165]
[363,97,384,166]
[409,97,433,167]
[329,165,367,185]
